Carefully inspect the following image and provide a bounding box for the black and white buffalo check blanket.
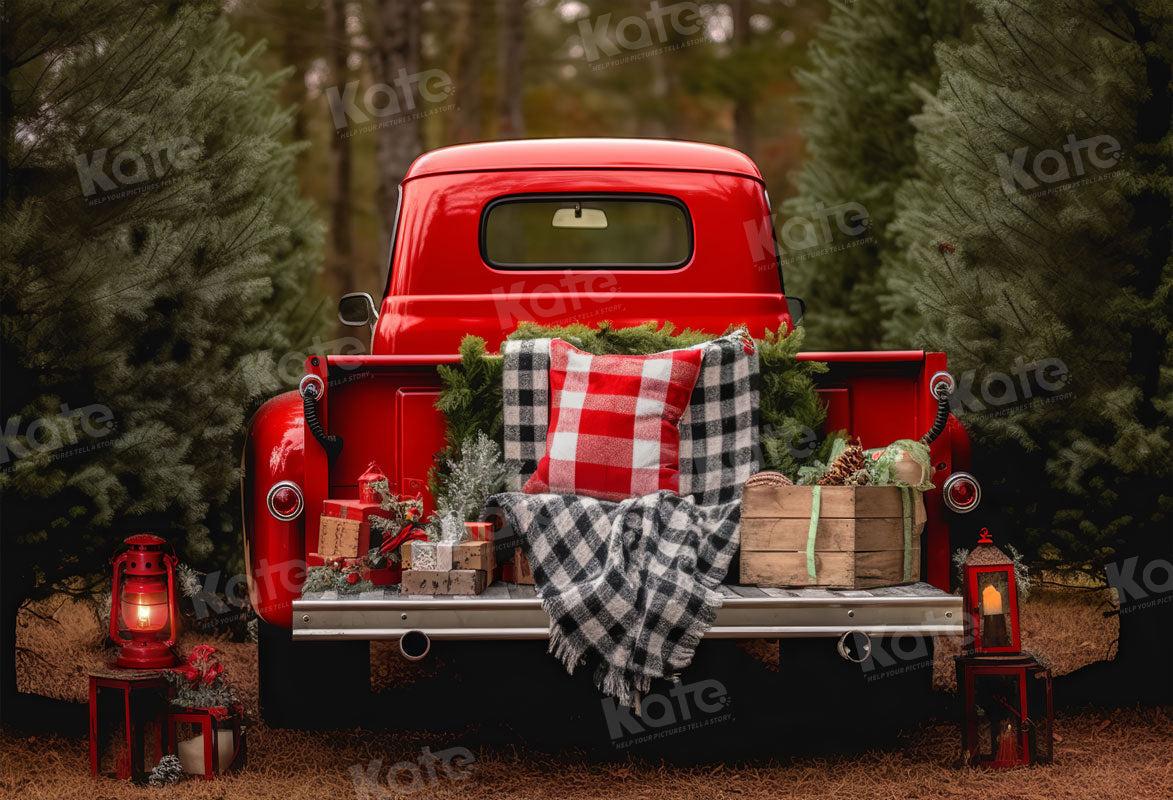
[493,333,759,705]
[490,490,742,707]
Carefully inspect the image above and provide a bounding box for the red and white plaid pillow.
[523,339,704,501]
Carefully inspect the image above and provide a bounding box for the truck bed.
[292,582,961,641]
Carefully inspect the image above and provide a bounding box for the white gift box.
[411,541,437,571]
[435,543,453,572]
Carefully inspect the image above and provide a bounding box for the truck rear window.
[481,194,692,269]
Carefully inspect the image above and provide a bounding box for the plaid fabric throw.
[502,334,760,501]
[502,335,551,485]
[502,338,552,490]
[490,490,741,706]
[679,334,761,504]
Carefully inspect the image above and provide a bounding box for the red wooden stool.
[166,706,246,779]
[88,668,169,779]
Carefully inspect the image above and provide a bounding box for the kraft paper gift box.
[451,541,495,572]
[317,499,393,560]
[401,569,487,596]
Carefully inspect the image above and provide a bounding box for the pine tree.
[890,0,1171,702]
[784,0,978,349]
[1,1,324,714]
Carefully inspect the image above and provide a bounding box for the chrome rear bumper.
[292,582,961,642]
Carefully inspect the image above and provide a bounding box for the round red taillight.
[943,472,981,513]
[267,481,304,521]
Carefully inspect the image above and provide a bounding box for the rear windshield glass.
[481,194,692,269]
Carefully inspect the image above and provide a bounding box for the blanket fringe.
[547,623,587,675]
[493,490,741,710]
[597,663,653,709]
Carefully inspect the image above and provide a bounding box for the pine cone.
[846,468,871,486]
[817,443,867,486]
[149,754,185,787]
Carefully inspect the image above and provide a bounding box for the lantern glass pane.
[120,596,168,633]
[977,571,1012,648]
[1028,673,1054,764]
[974,674,1023,764]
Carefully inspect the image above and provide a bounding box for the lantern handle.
[164,550,179,648]
[991,693,1026,722]
[109,550,128,643]
[978,527,993,544]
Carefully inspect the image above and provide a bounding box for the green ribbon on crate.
[806,485,821,582]
[805,485,915,584]
[901,487,913,583]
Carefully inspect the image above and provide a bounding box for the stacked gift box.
[401,533,497,595]
[310,462,426,586]
[313,497,398,585]
[315,498,389,561]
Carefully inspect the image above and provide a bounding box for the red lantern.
[957,654,1053,767]
[357,461,386,504]
[110,534,178,669]
[962,528,1020,654]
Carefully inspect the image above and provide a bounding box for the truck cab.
[243,139,977,726]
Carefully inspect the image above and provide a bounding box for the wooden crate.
[740,484,926,589]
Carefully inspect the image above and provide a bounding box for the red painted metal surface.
[242,139,970,626]
[166,707,245,779]
[88,673,169,779]
[242,391,306,628]
[109,535,178,669]
[404,138,763,181]
[957,655,1053,767]
[376,165,790,354]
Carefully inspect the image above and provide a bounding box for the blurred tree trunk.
[326,0,353,299]
[372,0,421,261]
[283,6,313,144]
[732,0,754,156]
[496,0,525,138]
[452,0,483,142]
[638,49,670,138]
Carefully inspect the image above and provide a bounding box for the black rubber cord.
[920,383,952,445]
[303,391,343,462]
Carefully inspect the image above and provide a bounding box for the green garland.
[431,321,835,504]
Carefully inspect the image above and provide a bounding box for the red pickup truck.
[243,139,979,726]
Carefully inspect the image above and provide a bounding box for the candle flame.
[137,605,151,629]
[982,584,1003,615]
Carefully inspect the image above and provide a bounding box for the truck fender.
[241,390,307,628]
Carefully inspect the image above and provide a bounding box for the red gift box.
[464,521,494,542]
[362,563,402,586]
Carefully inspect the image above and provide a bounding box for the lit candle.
[982,584,1003,615]
[137,604,151,629]
[177,730,235,774]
